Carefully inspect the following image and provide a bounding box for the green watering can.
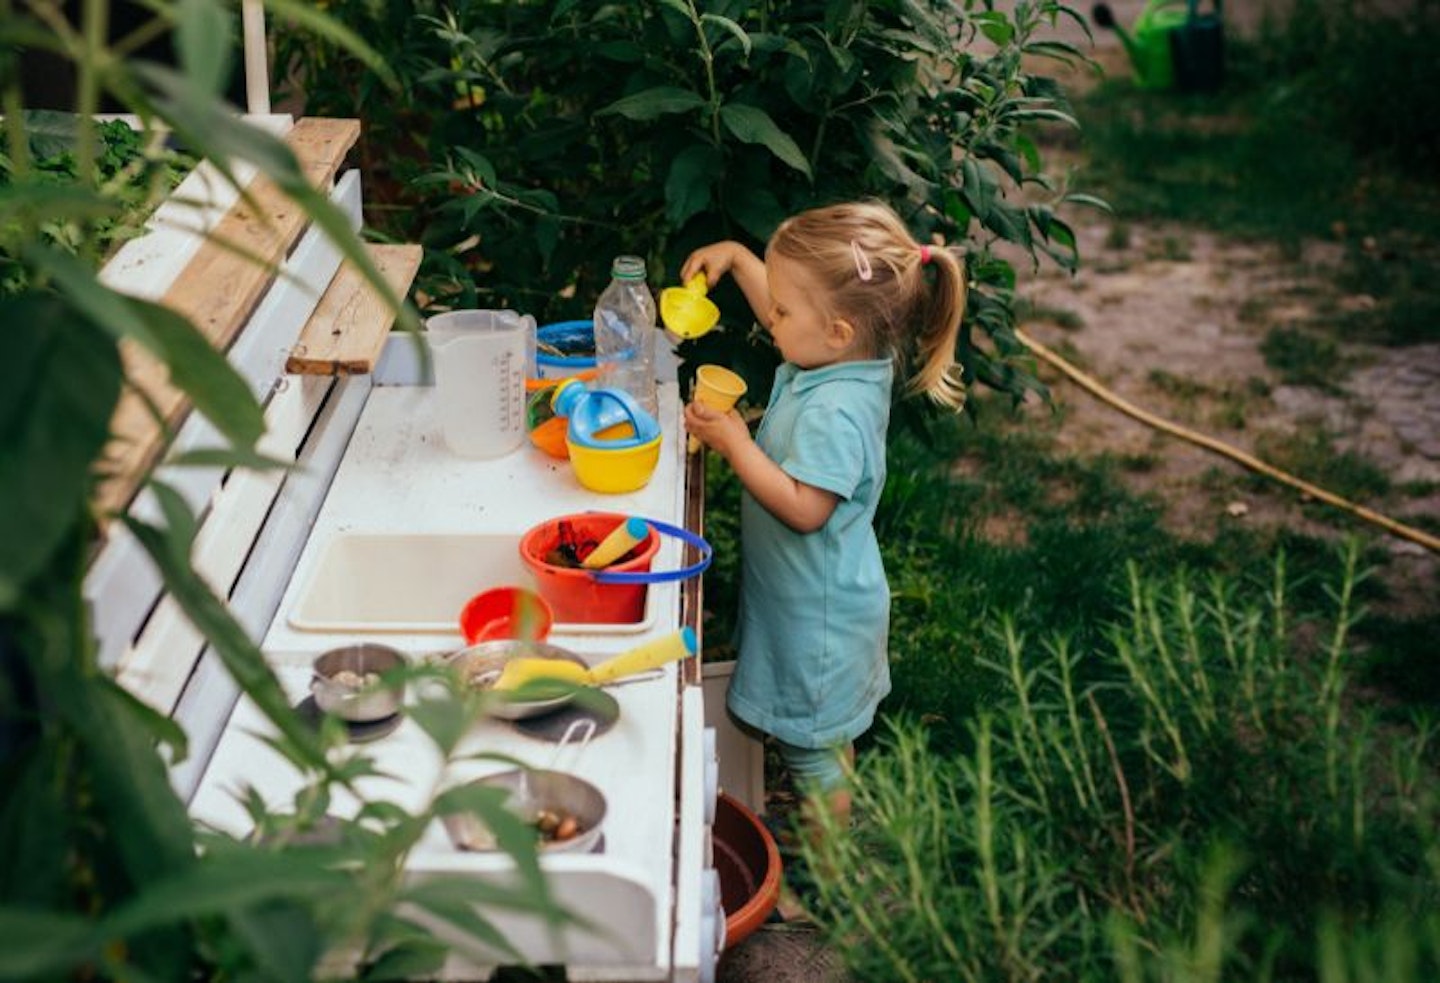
[1093,0,1224,92]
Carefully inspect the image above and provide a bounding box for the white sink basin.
[287,533,653,635]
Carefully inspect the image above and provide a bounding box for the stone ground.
[717,5,1438,980]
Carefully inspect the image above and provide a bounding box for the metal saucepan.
[443,767,607,855]
[446,639,587,720]
[444,719,605,855]
[310,643,408,722]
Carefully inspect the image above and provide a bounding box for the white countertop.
[188,380,695,973]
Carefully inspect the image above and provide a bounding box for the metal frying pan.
[445,639,585,720]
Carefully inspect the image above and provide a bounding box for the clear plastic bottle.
[592,255,659,420]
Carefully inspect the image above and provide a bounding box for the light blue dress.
[726,358,894,749]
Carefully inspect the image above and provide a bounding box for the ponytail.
[907,246,966,410]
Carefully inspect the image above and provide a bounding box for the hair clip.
[850,239,873,281]
[919,245,933,266]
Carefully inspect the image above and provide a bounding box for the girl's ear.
[828,318,858,351]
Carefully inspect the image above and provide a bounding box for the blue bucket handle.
[588,517,713,584]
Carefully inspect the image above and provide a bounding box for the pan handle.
[588,517,712,585]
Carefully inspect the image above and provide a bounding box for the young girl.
[682,201,966,841]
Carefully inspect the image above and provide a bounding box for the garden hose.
[1014,327,1440,554]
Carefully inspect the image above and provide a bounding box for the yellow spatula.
[493,627,697,691]
[581,516,650,569]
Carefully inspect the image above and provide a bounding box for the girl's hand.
[684,399,750,458]
[681,241,771,328]
[681,241,746,289]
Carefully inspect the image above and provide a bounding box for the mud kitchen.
[85,117,776,983]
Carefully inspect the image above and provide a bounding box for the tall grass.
[801,543,1440,981]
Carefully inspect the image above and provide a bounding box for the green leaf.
[701,13,751,58]
[1062,192,1113,213]
[362,934,449,981]
[535,215,561,266]
[0,744,72,908]
[664,144,720,227]
[409,695,476,757]
[718,103,812,178]
[595,86,706,122]
[166,446,295,471]
[122,509,332,775]
[0,292,120,608]
[0,909,95,979]
[1022,39,1092,63]
[1006,107,1078,126]
[401,888,521,964]
[135,63,303,182]
[32,249,280,457]
[102,673,191,763]
[434,783,544,880]
[656,0,693,20]
[126,296,267,448]
[278,182,419,337]
[973,12,1015,46]
[175,0,232,97]
[726,185,786,243]
[18,109,79,161]
[225,902,323,983]
[960,157,993,221]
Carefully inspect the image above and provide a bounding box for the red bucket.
[519,512,661,624]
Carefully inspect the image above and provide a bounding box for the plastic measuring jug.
[427,310,535,458]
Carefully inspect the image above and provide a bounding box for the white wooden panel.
[87,170,364,670]
[118,375,333,712]
[171,376,372,800]
[672,686,708,983]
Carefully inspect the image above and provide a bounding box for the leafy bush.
[802,543,1440,982]
[276,0,1100,406]
[0,112,195,294]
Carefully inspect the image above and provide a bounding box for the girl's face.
[764,252,848,368]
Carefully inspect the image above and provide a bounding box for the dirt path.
[1019,219,1439,600]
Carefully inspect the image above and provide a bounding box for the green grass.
[799,538,1440,983]
[1250,427,1392,503]
[1259,326,1346,390]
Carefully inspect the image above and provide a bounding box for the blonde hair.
[768,200,967,409]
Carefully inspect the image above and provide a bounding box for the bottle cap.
[611,255,646,280]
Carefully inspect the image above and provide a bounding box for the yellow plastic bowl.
[566,430,662,494]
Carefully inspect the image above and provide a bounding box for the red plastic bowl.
[458,586,553,644]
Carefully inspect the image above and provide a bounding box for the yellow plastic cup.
[688,364,748,453]
[660,274,721,340]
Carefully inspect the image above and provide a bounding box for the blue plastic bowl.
[536,320,596,378]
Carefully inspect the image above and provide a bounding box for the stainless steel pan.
[445,639,586,720]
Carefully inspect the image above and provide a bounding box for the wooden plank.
[94,118,362,520]
[86,171,362,670]
[285,243,422,375]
